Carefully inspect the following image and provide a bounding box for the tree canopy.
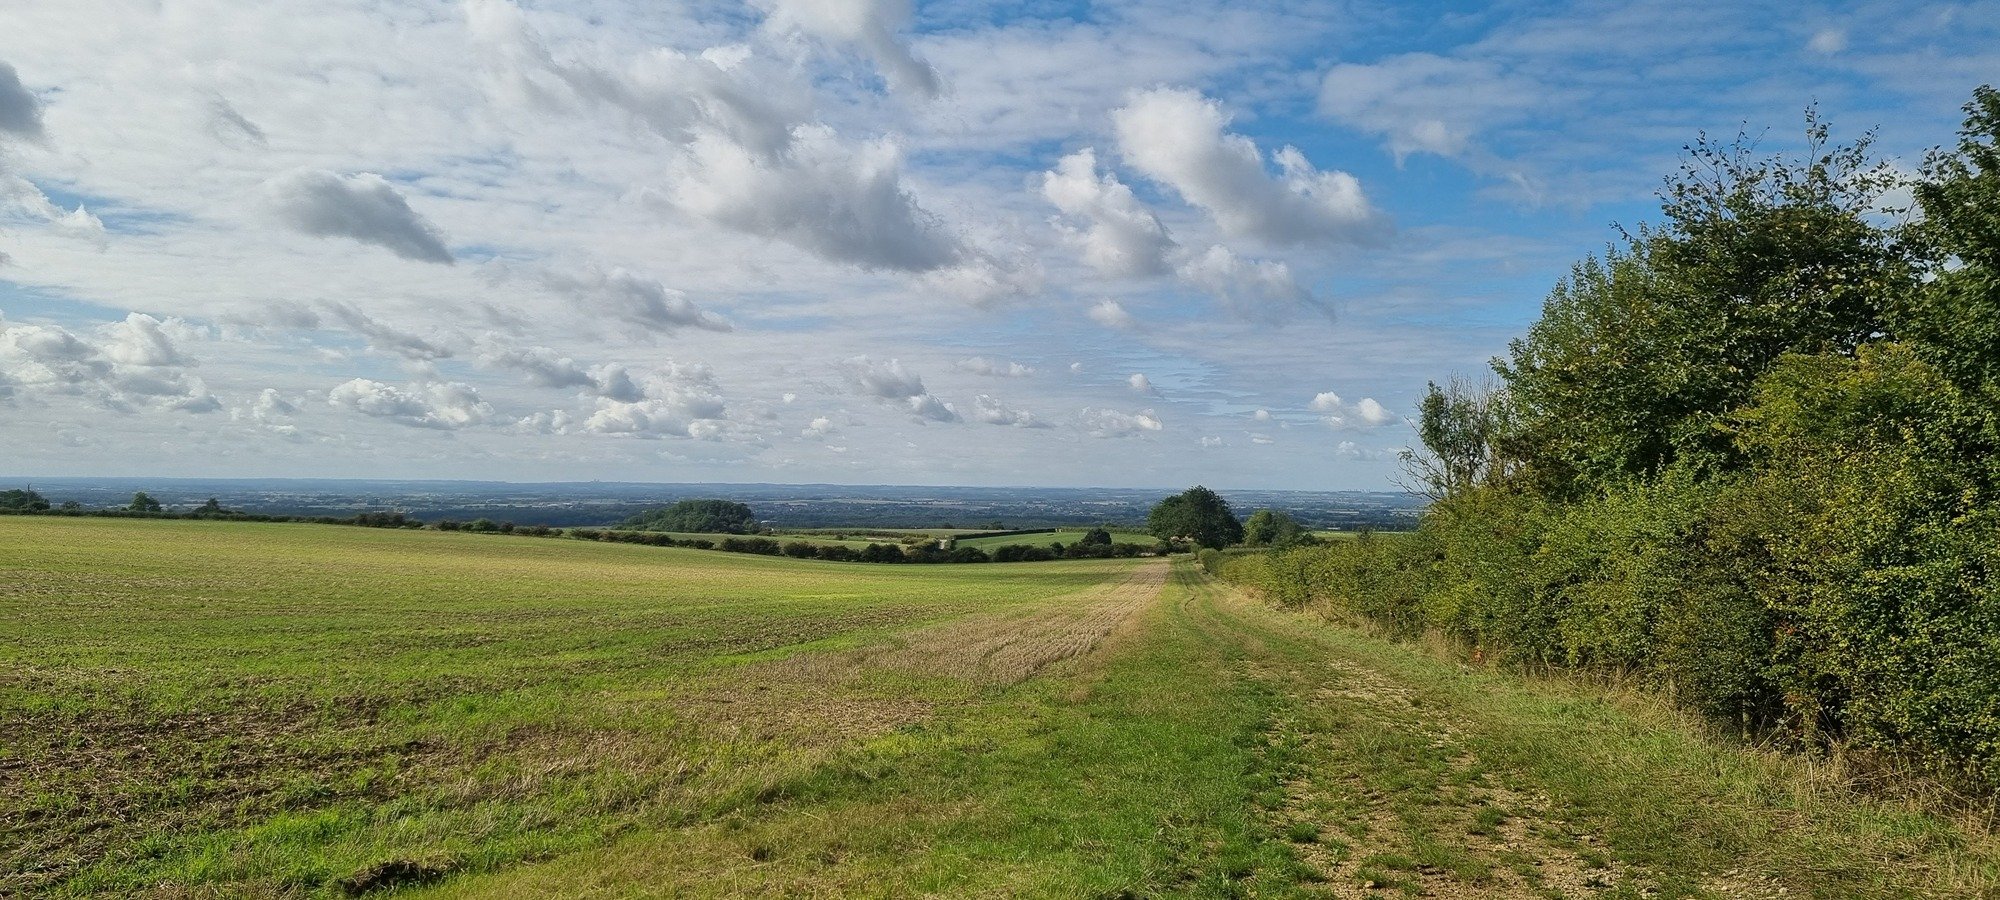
[618,499,759,534]
[1,489,49,511]
[1147,486,1243,549]
[1242,509,1305,547]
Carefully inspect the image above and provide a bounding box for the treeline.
[1221,88,2000,789]
[0,495,1152,566]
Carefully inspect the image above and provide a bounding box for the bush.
[719,537,782,555]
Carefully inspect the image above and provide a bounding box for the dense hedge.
[1217,88,2000,789]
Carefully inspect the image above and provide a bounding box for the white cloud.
[1311,391,1396,428]
[1319,54,1542,162]
[329,379,492,429]
[263,169,454,264]
[580,361,728,438]
[1173,244,1320,323]
[956,356,1034,378]
[671,125,964,273]
[534,267,731,334]
[98,313,196,367]
[801,415,835,438]
[1127,372,1157,395]
[1080,406,1162,438]
[842,356,958,422]
[1041,148,1175,277]
[1088,298,1136,329]
[752,0,940,98]
[0,317,215,414]
[1252,408,1271,421]
[1113,87,1384,246]
[1353,397,1396,426]
[971,393,1045,427]
[1807,28,1848,55]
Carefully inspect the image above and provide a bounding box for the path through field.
[5,520,1992,897]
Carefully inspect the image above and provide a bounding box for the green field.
[6,518,1998,897]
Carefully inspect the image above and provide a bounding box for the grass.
[0,517,1139,896]
[7,517,1999,897]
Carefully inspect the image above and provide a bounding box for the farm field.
[5,518,1998,897]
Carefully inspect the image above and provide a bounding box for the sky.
[0,1,1994,490]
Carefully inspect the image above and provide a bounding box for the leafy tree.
[618,499,759,534]
[0,488,49,511]
[1901,85,2000,400]
[1401,378,1507,499]
[1497,113,1913,495]
[128,492,162,512]
[1243,509,1305,547]
[1147,486,1243,549]
[1078,526,1112,546]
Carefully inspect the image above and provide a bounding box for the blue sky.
[0,0,1993,490]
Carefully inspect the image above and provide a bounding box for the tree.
[1496,113,1913,495]
[1400,378,1507,500]
[1243,509,1305,547]
[1078,526,1113,546]
[198,498,224,514]
[0,488,49,511]
[128,492,162,512]
[1147,486,1243,549]
[618,499,759,534]
[1900,85,2000,398]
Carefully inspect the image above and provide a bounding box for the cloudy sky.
[0,1,1993,490]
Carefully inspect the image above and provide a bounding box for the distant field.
[953,528,1155,550]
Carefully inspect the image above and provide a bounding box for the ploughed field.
[4,518,1996,897]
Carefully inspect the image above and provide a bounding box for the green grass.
[6,518,1998,897]
[0,518,1138,896]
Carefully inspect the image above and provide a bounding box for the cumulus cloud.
[1320,54,1543,162]
[0,61,44,141]
[329,379,493,429]
[533,267,731,334]
[264,169,454,264]
[98,313,198,368]
[1253,408,1271,421]
[1113,88,1384,246]
[971,394,1045,427]
[842,355,958,422]
[956,356,1034,378]
[576,361,728,438]
[1174,244,1321,323]
[0,316,216,413]
[671,126,963,272]
[1310,390,1396,428]
[1088,299,1136,329]
[1041,148,1175,277]
[1080,407,1162,438]
[752,0,940,98]
[1353,397,1396,426]
[801,415,835,438]
[1127,372,1158,395]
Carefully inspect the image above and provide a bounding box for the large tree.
[1147,486,1243,549]
[1496,114,1914,495]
